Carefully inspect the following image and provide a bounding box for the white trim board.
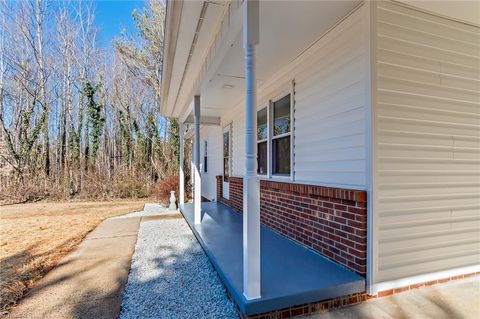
[370,264,480,295]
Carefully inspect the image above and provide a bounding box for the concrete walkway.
[309,276,480,319]
[7,216,142,319]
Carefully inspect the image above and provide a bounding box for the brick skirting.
[237,271,480,318]
[237,292,367,319]
[216,176,243,212]
[215,176,367,276]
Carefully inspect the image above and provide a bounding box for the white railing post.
[243,0,261,300]
[179,123,185,206]
[194,95,202,224]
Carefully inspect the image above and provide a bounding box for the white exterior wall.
[371,0,480,289]
[214,4,369,188]
[294,5,368,188]
[200,126,223,201]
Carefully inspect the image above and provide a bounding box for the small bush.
[153,175,179,204]
[111,178,149,199]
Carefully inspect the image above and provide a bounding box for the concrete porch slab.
[180,202,365,316]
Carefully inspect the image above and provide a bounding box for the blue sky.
[93,0,146,47]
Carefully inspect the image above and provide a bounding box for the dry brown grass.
[0,200,145,315]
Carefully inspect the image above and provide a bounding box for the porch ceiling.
[162,0,361,120]
[180,202,365,315]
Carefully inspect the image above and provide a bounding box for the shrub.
[153,175,179,204]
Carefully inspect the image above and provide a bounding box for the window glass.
[272,136,290,175]
[273,94,290,136]
[204,140,208,173]
[223,131,230,181]
[257,108,268,141]
[223,158,229,181]
[223,132,229,157]
[257,141,267,175]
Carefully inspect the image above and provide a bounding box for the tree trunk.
[36,0,50,177]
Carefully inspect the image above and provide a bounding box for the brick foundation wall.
[216,176,243,212]
[260,180,367,275]
[215,176,367,276]
[238,292,367,319]
[237,272,480,318]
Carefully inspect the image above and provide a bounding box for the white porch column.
[191,143,194,197]
[179,123,185,206]
[194,95,202,224]
[242,0,261,300]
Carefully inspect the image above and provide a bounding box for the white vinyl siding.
[293,5,368,187]
[373,1,480,284]
[221,5,368,188]
[200,126,223,201]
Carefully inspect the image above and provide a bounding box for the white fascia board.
[160,0,183,117]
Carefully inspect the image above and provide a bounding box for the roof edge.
[160,0,183,117]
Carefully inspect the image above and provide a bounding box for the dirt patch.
[0,200,145,316]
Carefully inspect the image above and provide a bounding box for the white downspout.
[242,0,261,300]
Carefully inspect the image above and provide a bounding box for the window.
[223,130,230,182]
[272,94,291,175]
[203,140,208,173]
[255,91,292,177]
[257,107,268,175]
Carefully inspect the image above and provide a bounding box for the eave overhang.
[160,0,182,118]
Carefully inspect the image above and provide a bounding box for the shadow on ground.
[118,218,238,319]
[5,215,478,319]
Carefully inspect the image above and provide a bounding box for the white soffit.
[169,0,361,119]
[199,0,361,118]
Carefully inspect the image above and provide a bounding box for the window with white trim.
[272,94,291,175]
[203,140,208,173]
[257,107,268,175]
[223,130,230,181]
[256,92,292,177]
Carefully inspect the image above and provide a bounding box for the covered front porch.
[180,202,365,316]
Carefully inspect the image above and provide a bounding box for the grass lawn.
[0,200,145,315]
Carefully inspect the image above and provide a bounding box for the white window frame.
[222,123,232,182]
[203,139,208,173]
[257,106,269,176]
[256,81,295,180]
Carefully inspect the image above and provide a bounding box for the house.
[160,0,480,317]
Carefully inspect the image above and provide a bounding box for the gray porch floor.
[180,202,365,316]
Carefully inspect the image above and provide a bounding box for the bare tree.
[0,0,179,203]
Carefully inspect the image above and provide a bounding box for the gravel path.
[119,218,238,319]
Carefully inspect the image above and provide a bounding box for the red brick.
[216,176,367,276]
[377,289,394,297]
